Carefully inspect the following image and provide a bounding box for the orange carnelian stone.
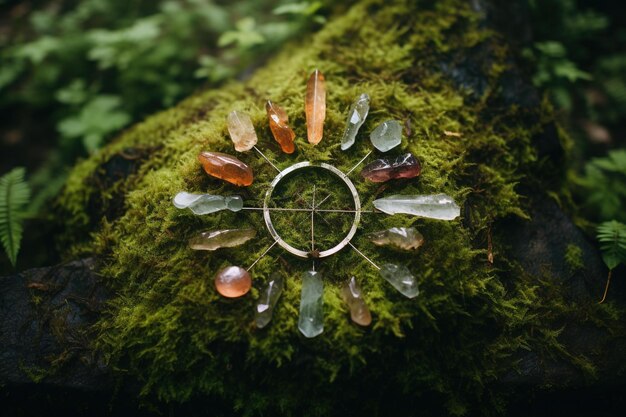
[198,151,253,186]
[266,100,295,154]
[215,266,252,298]
[305,69,326,145]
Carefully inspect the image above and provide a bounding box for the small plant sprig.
[0,168,31,267]
[597,220,626,303]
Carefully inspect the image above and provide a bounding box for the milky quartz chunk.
[188,228,256,251]
[173,192,243,215]
[373,194,460,220]
[214,266,251,298]
[361,153,421,183]
[369,227,424,250]
[370,119,402,152]
[255,273,284,329]
[198,151,253,186]
[266,100,296,154]
[340,93,370,150]
[298,270,324,338]
[341,277,372,326]
[305,69,326,145]
[379,264,419,298]
[227,110,258,152]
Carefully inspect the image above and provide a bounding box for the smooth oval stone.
[341,276,371,326]
[227,110,258,152]
[188,228,256,251]
[266,100,296,154]
[198,151,253,186]
[379,263,419,298]
[370,119,402,152]
[361,153,421,183]
[255,273,284,328]
[369,227,424,250]
[298,270,324,338]
[215,266,252,298]
[173,192,243,215]
[341,93,370,151]
[373,194,460,220]
[305,69,326,145]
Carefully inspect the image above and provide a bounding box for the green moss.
[55,0,617,415]
[565,244,585,273]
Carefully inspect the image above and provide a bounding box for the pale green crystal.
[341,93,370,150]
[255,273,284,329]
[373,194,460,220]
[368,227,424,250]
[188,228,256,251]
[298,270,323,338]
[173,192,243,215]
[370,119,402,152]
[379,263,419,298]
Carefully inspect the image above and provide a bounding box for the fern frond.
[597,220,626,270]
[0,168,31,267]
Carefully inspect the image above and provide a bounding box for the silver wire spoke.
[246,241,278,271]
[345,150,372,176]
[253,146,281,173]
[348,242,380,270]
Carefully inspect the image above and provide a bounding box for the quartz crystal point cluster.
[255,273,284,328]
[340,94,370,150]
[379,263,419,298]
[227,111,258,152]
[173,192,243,215]
[188,228,256,251]
[305,69,326,145]
[215,266,252,298]
[373,194,460,220]
[361,153,421,183]
[341,277,371,326]
[266,100,296,154]
[198,151,253,186]
[369,227,424,250]
[298,270,324,338]
[370,119,402,152]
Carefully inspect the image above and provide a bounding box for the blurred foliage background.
[0,0,625,274]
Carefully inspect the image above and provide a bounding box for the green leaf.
[0,168,31,267]
[597,221,626,270]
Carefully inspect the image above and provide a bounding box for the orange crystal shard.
[198,151,253,186]
[215,266,251,298]
[305,69,326,145]
[266,100,296,154]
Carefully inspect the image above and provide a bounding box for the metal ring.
[263,162,361,259]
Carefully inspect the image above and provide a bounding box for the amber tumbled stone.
[214,266,252,298]
[198,151,253,186]
[266,100,295,154]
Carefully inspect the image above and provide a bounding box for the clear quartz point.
[298,270,324,338]
[341,277,372,326]
[373,194,460,220]
[370,119,402,152]
[379,263,419,298]
[173,192,243,215]
[368,227,424,250]
[255,273,284,328]
[340,93,370,150]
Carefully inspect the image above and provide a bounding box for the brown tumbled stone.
[360,152,421,183]
[266,100,295,154]
[198,151,253,186]
[214,266,251,298]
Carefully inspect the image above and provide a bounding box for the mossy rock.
[54,0,625,415]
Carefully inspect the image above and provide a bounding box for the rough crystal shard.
[305,69,326,145]
[255,272,284,328]
[373,194,460,220]
[379,263,419,298]
[188,228,256,251]
[369,227,424,250]
[370,120,402,152]
[214,266,252,298]
[361,152,421,183]
[173,192,243,215]
[198,151,253,186]
[340,93,370,150]
[266,100,296,154]
[298,270,324,338]
[227,110,258,152]
[341,276,372,326]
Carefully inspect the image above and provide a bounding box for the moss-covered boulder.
[49,0,625,415]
